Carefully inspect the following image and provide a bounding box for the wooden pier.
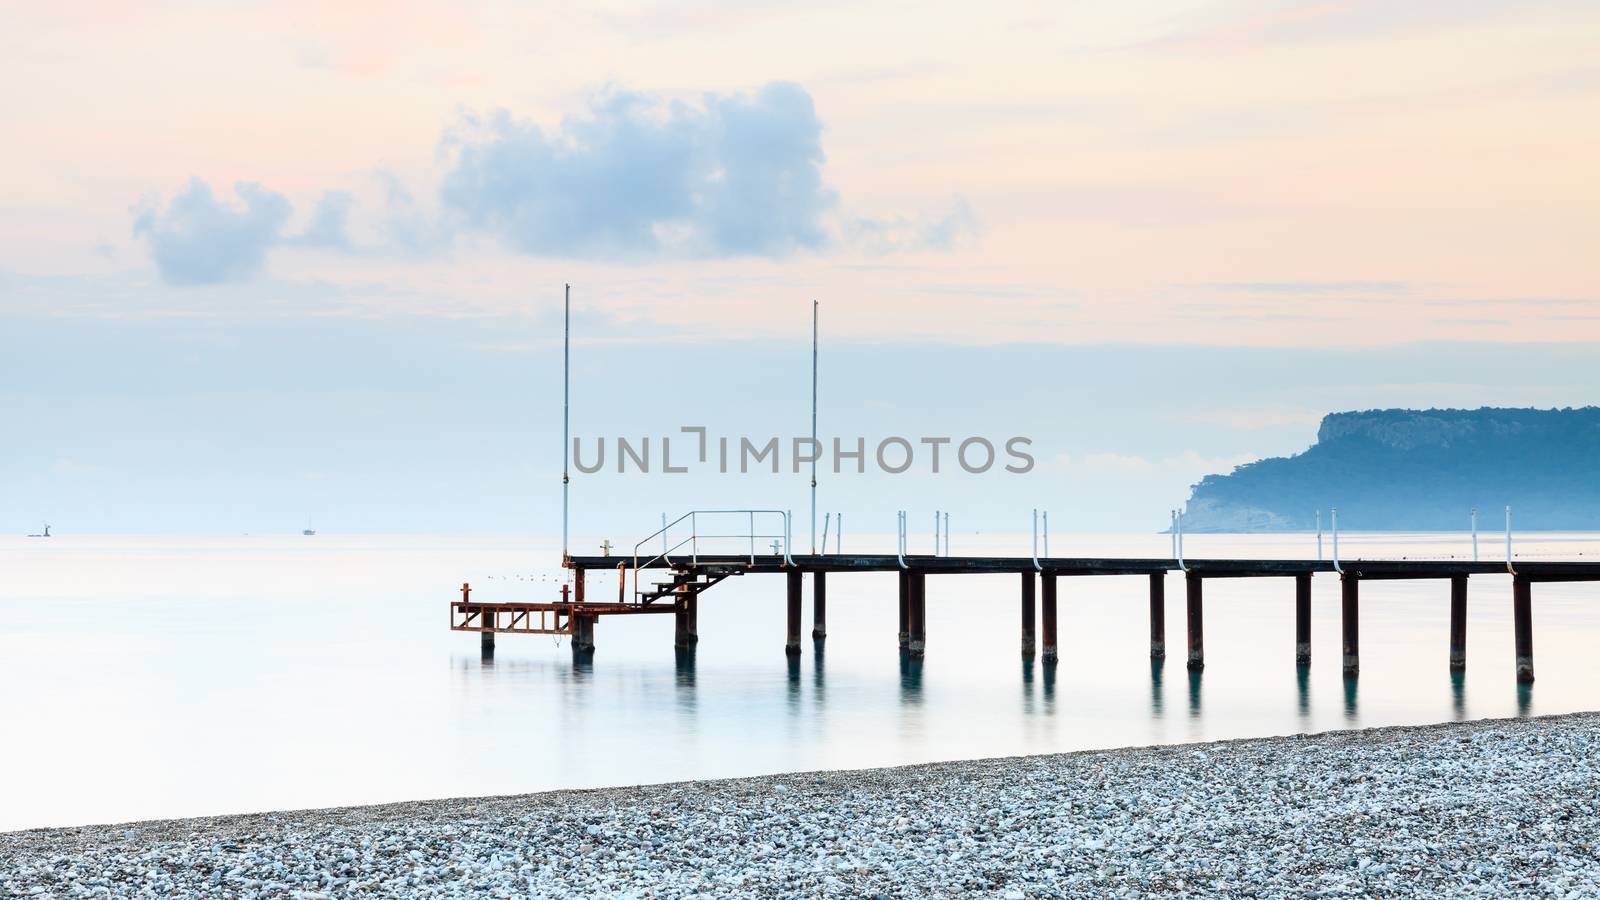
[449,552,1600,685]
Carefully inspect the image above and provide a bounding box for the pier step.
[638,568,741,605]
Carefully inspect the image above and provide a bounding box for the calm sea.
[3,531,1598,831]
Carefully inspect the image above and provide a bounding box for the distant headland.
[1180,407,1600,532]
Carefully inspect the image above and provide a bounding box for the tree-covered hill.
[1181,407,1600,531]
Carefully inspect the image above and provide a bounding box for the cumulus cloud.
[285,190,356,250]
[133,180,291,285]
[439,81,836,259]
[130,82,977,281]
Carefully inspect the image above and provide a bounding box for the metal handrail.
[630,509,794,599]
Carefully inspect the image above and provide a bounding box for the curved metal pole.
[1331,507,1343,575]
[1031,508,1042,572]
[1176,509,1188,572]
[784,510,795,567]
[1505,505,1517,576]
[897,510,908,570]
[820,512,831,555]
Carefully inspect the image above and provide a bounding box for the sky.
[3,1,1599,537]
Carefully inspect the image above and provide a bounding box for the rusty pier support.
[1449,575,1467,671]
[1148,573,1165,659]
[1020,572,1037,658]
[1295,572,1312,666]
[466,583,494,655]
[571,614,596,656]
[1040,572,1058,663]
[1185,571,1204,672]
[786,569,803,656]
[907,571,927,659]
[812,572,827,640]
[674,594,698,649]
[898,570,910,649]
[1341,573,1359,677]
[1513,575,1534,683]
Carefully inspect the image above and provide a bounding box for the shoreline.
[6,712,1599,896]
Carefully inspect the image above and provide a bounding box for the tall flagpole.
[562,283,571,560]
[810,300,818,555]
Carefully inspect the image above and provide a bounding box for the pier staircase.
[638,567,741,605]
[627,509,793,603]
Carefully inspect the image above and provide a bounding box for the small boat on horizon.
[303,518,316,536]
[27,524,51,538]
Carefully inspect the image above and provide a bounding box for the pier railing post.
[1040,571,1058,663]
[1295,572,1312,666]
[898,570,910,650]
[1449,575,1467,671]
[1149,573,1165,659]
[813,571,827,640]
[1185,571,1204,672]
[786,570,803,656]
[1341,572,1359,677]
[908,571,926,659]
[1020,572,1036,658]
[1513,575,1534,684]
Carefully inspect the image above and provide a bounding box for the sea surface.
[3,531,1599,832]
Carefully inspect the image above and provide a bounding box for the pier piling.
[1149,573,1165,659]
[1040,572,1058,663]
[1341,573,1359,677]
[1295,573,1312,666]
[1513,575,1534,683]
[908,571,927,659]
[1449,575,1467,671]
[572,614,595,656]
[1021,572,1036,658]
[812,572,827,640]
[1185,571,1204,672]
[674,595,698,649]
[786,570,803,656]
[898,571,910,649]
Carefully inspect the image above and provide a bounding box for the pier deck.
[455,552,1600,686]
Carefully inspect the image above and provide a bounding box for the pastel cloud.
[439,81,836,259]
[133,182,355,285]
[133,180,291,285]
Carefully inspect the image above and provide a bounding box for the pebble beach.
[5,713,1600,898]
